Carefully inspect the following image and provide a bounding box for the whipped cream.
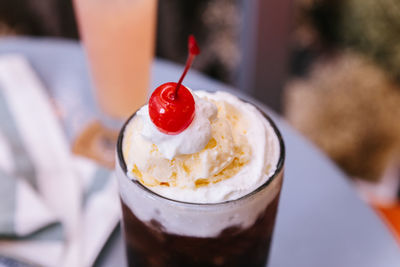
[123,90,280,203]
[137,92,217,159]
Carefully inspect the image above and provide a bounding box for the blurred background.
[1,0,399,238]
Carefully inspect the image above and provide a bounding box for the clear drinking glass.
[72,0,157,166]
[115,105,285,267]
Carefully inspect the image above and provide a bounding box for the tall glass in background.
[72,0,157,167]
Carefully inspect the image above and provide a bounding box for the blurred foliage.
[310,0,400,83]
[285,0,400,181]
[285,52,400,181]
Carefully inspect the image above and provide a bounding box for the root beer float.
[116,36,285,267]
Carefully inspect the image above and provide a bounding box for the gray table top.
[1,37,399,267]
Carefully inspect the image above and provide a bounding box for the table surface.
[1,37,399,267]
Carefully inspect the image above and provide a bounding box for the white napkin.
[0,55,120,267]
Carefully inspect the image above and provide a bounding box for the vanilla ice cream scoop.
[122,90,280,203]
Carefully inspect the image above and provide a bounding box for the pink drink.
[73,0,157,120]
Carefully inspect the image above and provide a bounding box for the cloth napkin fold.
[0,55,120,267]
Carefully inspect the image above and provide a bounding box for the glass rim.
[116,97,285,207]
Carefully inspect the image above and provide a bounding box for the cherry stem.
[174,35,200,99]
[174,54,195,99]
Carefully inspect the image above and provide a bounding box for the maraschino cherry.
[149,35,200,135]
